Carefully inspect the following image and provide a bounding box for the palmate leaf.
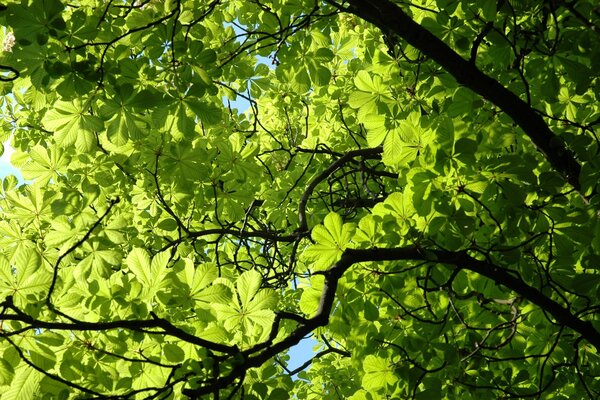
[5,183,53,225]
[44,216,79,248]
[354,70,387,94]
[185,261,217,297]
[73,240,122,282]
[100,85,150,145]
[246,289,278,314]
[0,250,50,306]
[382,114,433,168]
[243,309,275,331]
[105,108,144,146]
[348,90,378,110]
[184,98,222,126]
[348,389,374,400]
[349,71,390,110]
[213,270,278,344]
[236,269,262,309]
[382,126,403,167]
[126,248,169,300]
[126,248,151,285]
[182,261,231,304]
[102,214,129,245]
[14,249,43,282]
[0,364,41,400]
[20,144,69,185]
[6,0,64,48]
[373,191,415,221]
[0,254,13,298]
[41,100,103,151]
[362,355,397,391]
[131,364,169,393]
[363,114,387,147]
[304,212,355,271]
[190,323,228,344]
[237,271,278,314]
[0,222,35,264]
[354,216,376,245]
[215,305,241,330]
[299,275,324,317]
[162,144,206,183]
[0,358,14,386]
[163,343,185,363]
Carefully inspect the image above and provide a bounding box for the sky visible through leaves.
[0,107,317,376]
[0,41,319,378]
[0,0,599,398]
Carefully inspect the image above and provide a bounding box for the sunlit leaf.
[304,212,355,271]
[362,355,396,391]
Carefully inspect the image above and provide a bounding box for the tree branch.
[298,147,383,231]
[335,0,583,192]
[342,247,600,350]
[184,244,600,397]
[0,297,237,354]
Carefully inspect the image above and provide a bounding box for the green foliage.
[304,212,355,271]
[0,0,599,398]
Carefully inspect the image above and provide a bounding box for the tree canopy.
[0,0,599,398]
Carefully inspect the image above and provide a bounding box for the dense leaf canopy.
[0,0,599,398]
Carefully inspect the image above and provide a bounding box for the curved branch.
[0,64,19,81]
[335,0,583,192]
[0,298,237,354]
[184,244,600,397]
[342,247,600,350]
[298,146,383,231]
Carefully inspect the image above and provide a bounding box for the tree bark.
[336,0,582,192]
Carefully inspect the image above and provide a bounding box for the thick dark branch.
[185,244,600,398]
[0,298,237,354]
[336,0,583,191]
[183,251,350,398]
[0,64,19,81]
[470,21,493,63]
[342,247,600,350]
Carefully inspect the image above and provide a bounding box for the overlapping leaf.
[361,355,397,391]
[213,270,278,345]
[42,100,103,151]
[304,212,355,271]
[126,248,169,300]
